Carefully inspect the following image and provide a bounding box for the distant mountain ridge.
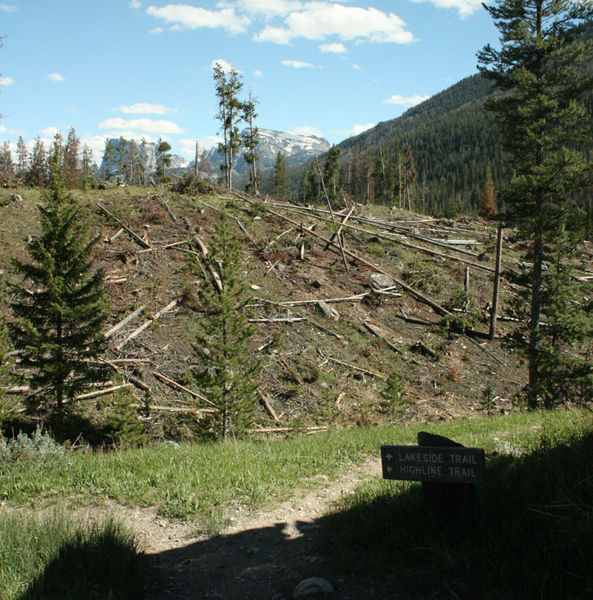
[199,128,330,182]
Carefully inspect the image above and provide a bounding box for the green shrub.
[0,427,66,462]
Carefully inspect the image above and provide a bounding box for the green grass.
[320,410,593,599]
[0,509,142,600]
[3,410,590,525]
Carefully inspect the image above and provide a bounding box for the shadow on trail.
[145,517,393,600]
[147,428,593,600]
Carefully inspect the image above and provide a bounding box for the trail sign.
[381,445,485,484]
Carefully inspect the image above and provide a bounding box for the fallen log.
[325,355,386,379]
[153,371,216,407]
[131,404,216,415]
[105,305,147,339]
[76,383,134,401]
[259,391,280,423]
[115,300,178,351]
[247,425,328,434]
[248,317,308,323]
[363,321,403,355]
[98,202,151,249]
[242,200,452,317]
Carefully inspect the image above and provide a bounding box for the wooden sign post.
[382,432,485,517]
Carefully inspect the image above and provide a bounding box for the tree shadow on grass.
[17,430,593,600]
[15,521,143,600]
[319,430,593,600]
[2,411,130,447]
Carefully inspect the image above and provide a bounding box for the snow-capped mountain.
[200,128,330,178]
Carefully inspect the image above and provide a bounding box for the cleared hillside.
[2,185,592,440]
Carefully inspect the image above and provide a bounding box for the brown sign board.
[381,445,485,484]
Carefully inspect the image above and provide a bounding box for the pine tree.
[101,139,116,182]
[242,91,260,194]
[63,127,80,188]
[191,208,260,439]
[0,141,14,186]
[324,145,341,202]
[117,136,127,182]
[139,138,149,186]
[80,143,95,190]
[0,274,14,427]
[479,165,497,218]
[273,152,288,199]
[9,136,109,429]
[478,0,593,406]
[126,139,140,185]
[16,136,28,183]
[28,137,47,187]
[155,139,172,183]
[213,62,243,190]
[302,163,319,204]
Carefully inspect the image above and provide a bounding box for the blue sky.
[0,0,498,162]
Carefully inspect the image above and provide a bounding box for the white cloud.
[0,4,17,12]
[0,76,14,86]
[255,3,415,45]
[289,125,324,138]
[47,72,65,82]
[130,0,141,7]
[334,123,375,138]
[352,64,361,70]
[253,69,263,76]
[282,59,314,69]
[383,93,430,106]
[211,58,241,73]
[320,42,347,53]
[41,126,60,137]
[408,0,482,18]
[98,117,185,134]
[254,26,293,44]
[149,27,164,34]
[236,0,303,17]
[113,102,178,115]
[146,4,250,35]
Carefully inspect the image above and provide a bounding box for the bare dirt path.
[118,455,396,599]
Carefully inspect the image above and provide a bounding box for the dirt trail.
[120,455,393,599]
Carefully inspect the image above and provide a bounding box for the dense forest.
[293,71,593,235]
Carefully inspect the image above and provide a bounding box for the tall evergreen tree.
[28,137,47,187]
[80,143,95,190]
[273,152,288,199]
[155,139,172,183]
[116,136,127,182]
[190,208,260,439]
[213,62,243,190]
[15,135,28,182]
[63,127,80,188]
[479,164,498,218]
[324,145,342,202]
[242,91,260,194]
[9,136,109,428]
[478,0,593,406]
[0,141,14,186]
[101,139,116,182]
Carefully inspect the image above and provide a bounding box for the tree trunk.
[528,226,544,408]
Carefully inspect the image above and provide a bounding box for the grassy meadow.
[1,409,592,598]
